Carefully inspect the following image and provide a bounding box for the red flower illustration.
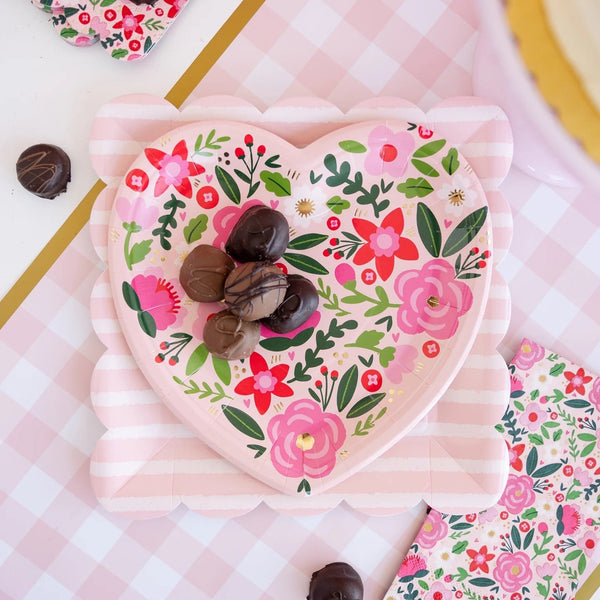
[144,140,205,198]
[112,5,144,40]
[466,545,495,573]
[164,0,185,19]
[234,353,293,414]
[506,441,525,471]
[352,207,418,281]
[564,367,593,395]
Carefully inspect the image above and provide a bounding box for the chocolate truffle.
[261,274,319,334]
[203,310,260,360]
[307,562,363,600]
[16,144,71,199]
[225,205,290,262]
[128,0,157,5]
[224,262,288,321]
[179,245,234,302]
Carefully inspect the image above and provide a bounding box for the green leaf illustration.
[521,508,538,520]
[221,405,265,440]
[531,463,562,479]
[259,336,293,351]
[413,139,446,158]
[183,214,208,244]
[288,233,328,250]
[60,27,78,38]
[212,355,231,386]
[215,165,241,204]
[137,311,156,338]
[526,446,538,476]
[337,365,358,412]
[468,578,495,588]
[411,159,439,177]
[186,343,209,376]
[347,393,386,418]
[441,207,488,257]
[282,252,329,275]
[111,48,128,59]
[128,240,153,266]
[442,147,460,175]
[143,36,153,54]
[338,140,367,153]
[549,362,566,377]
[247,444,266,458]
[397,177,434,198]
[511,525,522,549]
[564,399,590,408]
[326,195,351,215]
[122,281,141,311]
[353,330,385,350]
[452,541,468,554]
[259,170,292,197]
[416,202,442,257]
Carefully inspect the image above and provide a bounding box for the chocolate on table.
[261,274,319,334]
[224,261,288,321]
[179,244,234,302]
[203,310,260,361]
[307,562,363,600]
[225,205,290,263]
[16,143,71,199]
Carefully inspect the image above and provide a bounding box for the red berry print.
[547,553,555,561]
[104,9,117,20]
[274,262,288,274]
[586,457,596,469]
[361,268,377,285]
[196,185,219,209]
[235,147,245,159]
[361,369,382,392]
[155,7,164,16]
[563,465,573,477]
[418,125,434,139]
[519,521,530,532]
[327,216,340,230]
[125,168,149,192]
[257,145,266,156]
[555,493,564,502]
[129,40,141,52]
[79,12,91,24]
[422,340,440,358]
[500,511,509,520]
[244,134,253,146]
[465,513,476,523]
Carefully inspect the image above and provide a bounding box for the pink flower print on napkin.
[424,582,452,600]
[492,551,532,593]
[564,367,593,395]
[130,272,182,331]
[394,259,473,340]
[558,504,581,535]
[116,196,159,229]
[577,531,597,556]
[384,344,418,385]
[352,208,418,281]
[397,554,427,580]
[267,399,345,479]
[364,125,415,177]
[536,562,557,579]
[511,339,545,371]
[499,474,536,514]
[518,403,545,431]
[415,510,448,549]
[144,139,205,198]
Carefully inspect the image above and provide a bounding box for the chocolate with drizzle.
[179,245,234,302]
[225,205,290,262]
[16,144,71,199]
[224,261,288,321]
[202,310,260,361]
[307,562,364,600]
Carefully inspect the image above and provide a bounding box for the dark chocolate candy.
[307,562,363,600]
[225,205,289,262]
[128,0,157,5]
[203,310,260,361]
[16,144,71,199]
[179,245,234,302]
[224,261,288,321]
[261,274,318,334]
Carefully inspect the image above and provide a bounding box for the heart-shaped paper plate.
[107,118,493,495]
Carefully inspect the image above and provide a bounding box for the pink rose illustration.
[415,510,448,549]
[518,403,545,432]
[116,196,159,229]
[384,344,418,384]
[590,377,600,411]
[499,474,536,514]
[364,126,415,177]
[397,553,427,579]
[130,271,183,330]
[424,582,452,600]
[267,400,345,479]
[492,551,532,592]
[512,339,545,371]
[394,259,473,340]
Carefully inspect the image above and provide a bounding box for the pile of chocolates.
[179,206,319,361]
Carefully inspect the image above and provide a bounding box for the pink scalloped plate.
[107,117,493,496]
[89,95,513,516]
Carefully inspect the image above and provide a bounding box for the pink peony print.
[116,196,159,229]
[512,339,545,371]
[394,259,473,340]
[384,344,418,385]
[130,273,182,330]
[415,510,448,549]
[499,474,536,514]
[518,403,545,432]
[144,139,205,198]
[492,551,532,593]
[577,531,597,556]
[267,400,345,479]
[424,582,452,600]
[559,504,581,535]
[397,554,427,579]
[590,377,600,411]
[364,126,415,177]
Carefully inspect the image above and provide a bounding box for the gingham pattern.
[2,0,599,598]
